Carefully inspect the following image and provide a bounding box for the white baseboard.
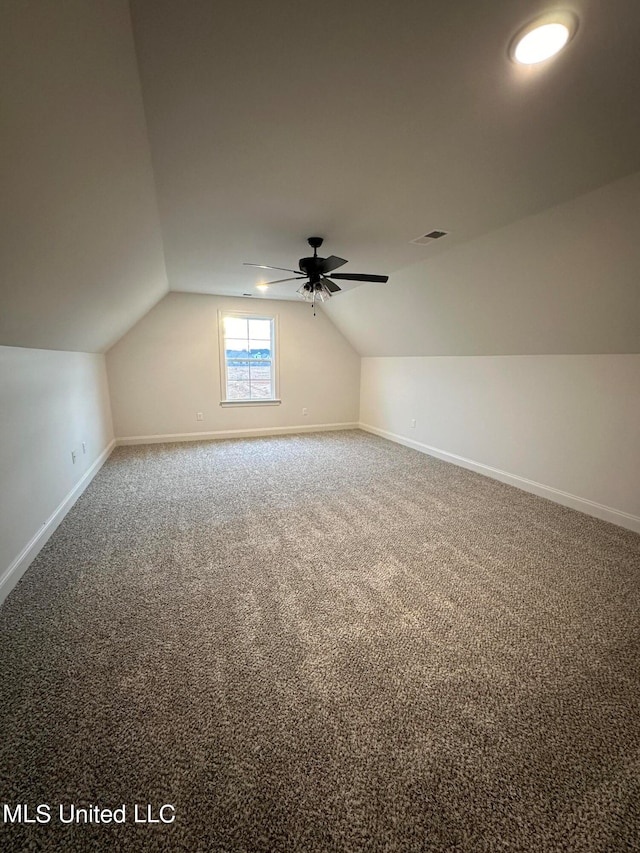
[359,423,640,534]
[117,422,359,445]
[0,439,116,605]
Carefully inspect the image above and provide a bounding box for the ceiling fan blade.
[318,255,348,274]
[321,276,341,293]
[329,273,389,283]
[262,276,306,285]
[244,263,302,274]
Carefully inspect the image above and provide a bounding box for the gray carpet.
[1,430,639,852]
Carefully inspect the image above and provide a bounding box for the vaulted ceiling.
[129,0,640,298]
[0,1,167,353]
[1,0,640,352]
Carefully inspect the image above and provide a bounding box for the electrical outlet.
[196,412,204,421]
[302,407,308,417]
[410,419,416,428]
[71,450,77,464]
[82,441,87,454]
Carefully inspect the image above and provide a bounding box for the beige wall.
[338,174,640,532]
[360,355,640,529]
[0,347,114,601]
[106,293,360,439]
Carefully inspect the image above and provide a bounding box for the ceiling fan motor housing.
[299,256,324,278]
[299,236,325,279]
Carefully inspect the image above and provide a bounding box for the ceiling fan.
[244,237,388,308]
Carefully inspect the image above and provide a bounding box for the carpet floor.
[1,430,639,852]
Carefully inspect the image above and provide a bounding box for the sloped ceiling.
[0,0,167,353]
[323,170,640,356]
[130,0,640,301]
[1,0,639,353]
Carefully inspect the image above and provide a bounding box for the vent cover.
[410,229,449,245]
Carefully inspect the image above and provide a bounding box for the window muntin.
[221,314,276,402]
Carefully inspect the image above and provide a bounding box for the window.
[219,313,279,404]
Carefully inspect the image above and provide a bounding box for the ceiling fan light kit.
[244,237,389,314]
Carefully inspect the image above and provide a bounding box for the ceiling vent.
[410,229,449,246]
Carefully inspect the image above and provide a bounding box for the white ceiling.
[323,170,640,356]
[2,0,639,353]
[0,1,168,353]
[130,0,640,302]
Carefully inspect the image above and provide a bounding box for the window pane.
[224,317,248,338]
[225,338,250,356]
[226,381,249,400]
[249,339,271,356]
[227,361,250,381]
[250,381,272,399]
[221,313,276,402]
[249,363,271,382]
[248,319,271,340]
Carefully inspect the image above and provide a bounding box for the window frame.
[218,310,281,407]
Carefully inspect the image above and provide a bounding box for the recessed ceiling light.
[256,284,269,291]
[510,12,577,65]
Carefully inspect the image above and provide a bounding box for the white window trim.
[218,310,281,406]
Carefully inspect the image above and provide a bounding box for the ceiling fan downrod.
[308,236,323,256]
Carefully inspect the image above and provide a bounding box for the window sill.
[220,399,282,408]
